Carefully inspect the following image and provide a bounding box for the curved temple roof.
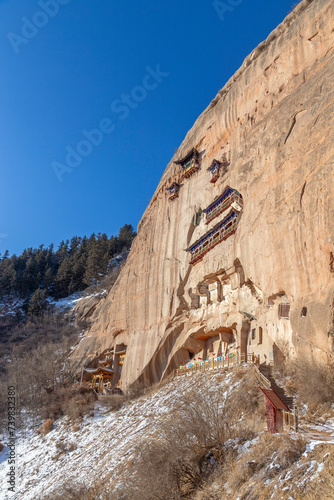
[84,367,114,375]
[166,182,180,192]
[174,148,199,165]
[207,160,222,172]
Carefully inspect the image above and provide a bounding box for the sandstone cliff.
[72,0,334,388]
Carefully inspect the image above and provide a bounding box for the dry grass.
[300,445,334,500]
[225,432,306,494]
[123,368,264,500]
[304,472,334,499]
[43,481,116,500]
[126,379,155,400]
[33,368,334,500]
[55,439,77,455]
[99,393,127,412]
[98,380,154,413]
[0,321,79,431]
[192,432,307,500]
[38,418,54,436]
[43,386,97,421]
[289,358,334,407]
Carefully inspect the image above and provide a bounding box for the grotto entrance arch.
[165,325,237,373]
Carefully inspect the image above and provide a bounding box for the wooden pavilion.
[84,366,114,393]
[166,182,181,201]
[207,156,229,185]
[259,387,290,433]
[175,148,200,180]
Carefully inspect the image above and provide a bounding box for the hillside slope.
[1,367,333,499]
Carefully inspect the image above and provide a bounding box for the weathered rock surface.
[72,0,334,388]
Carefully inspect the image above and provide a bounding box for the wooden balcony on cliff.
[166,182,181,201]
[175,148,200,180]
[203,187,243,225]
[207,156,229,185]
[186,210,242,265]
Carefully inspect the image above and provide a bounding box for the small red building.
[259,387,290,433]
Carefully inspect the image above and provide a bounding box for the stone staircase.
[258,365,294,410]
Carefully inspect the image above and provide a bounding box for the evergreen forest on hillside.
[0,224,136,315]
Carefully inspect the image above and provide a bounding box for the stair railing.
[253,365,271,390]
[282,406,298,432]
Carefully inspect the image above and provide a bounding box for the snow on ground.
[0,290,96,319]
[1,369,333,499]
[0,298,23,318]
[47,292,84,311]
[48,290,106,312]
[0,372,234,499]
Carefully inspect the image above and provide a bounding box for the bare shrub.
[43,386,97,421]
[0,378,9,432]
[98,379,160,414]
[99,394,127,412]
[7,312,77,354]
[225,432,306,494]
[289,358,334,406]
[126,380,150,401]
[55,440,77,455]
[125,370,263,500]
[275,433,307,468]
[98,265,121,292]
[85,265,122,296]
[1,319,79,429]
[38,418,54,436]
[6,342,68,427]
[63,393,94,420]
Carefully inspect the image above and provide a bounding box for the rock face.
[72,0,334,388]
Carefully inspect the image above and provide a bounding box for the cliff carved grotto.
[72,0,334,389]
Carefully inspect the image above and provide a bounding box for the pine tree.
[55,257,73,298]
[0,258,16,295]
[118,224,136,248]
[84,235,108,286]
[28,288,48,317]
[0,224,136,301]
[43,266,55,294]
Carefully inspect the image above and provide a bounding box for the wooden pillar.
[294,406,298,432]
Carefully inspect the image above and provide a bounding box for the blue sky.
[0,0,298,255]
